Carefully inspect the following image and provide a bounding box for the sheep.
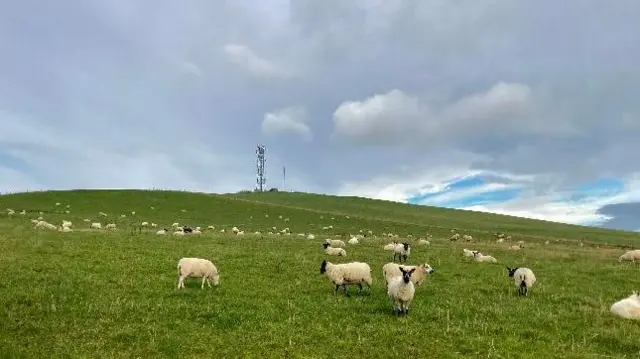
[450,233,460,241]
[105,223,116,230]
[191,229,202,235]
[99,212,107,217]
[417,239,430,246]
[90,222,102,229]
[182,226,193,233]
[322,243,346,256]
[348,237,359,245]
[19,210,26,215]
[151,223,157,227]
[307,234,315,240]
[462,248,481,258]
[172,223,180,228]
[387,266,417,315]
[141,221,149,227]
[156,229,167,235]
[59,226,73,232]
[618,249,640,262]
[509,245,521,251]
[382,262,434,286]
[83,219,90,223]
[473,252,497,263]
[506,267,536,296]
[34,221,57,230]
[319,260,372,296]
[61,220,72,228]
[324,239,345,248]
[393,243,410,262]
[462,234,473,242]
[383,242,398,251]
[173,230,185,236]
[610,291,640,320]
[177,258,220,289]
[120,214,126,218]
[207,225,215,230]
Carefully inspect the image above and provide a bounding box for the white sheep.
[348,237,359,245]
[151,223,157,227]
[306,234,315,240]
[90,222,102,229]
[34,221,57,230]
[417,239,430,246]
[172,223,180,228]
[61,220,72,228]
[177,257,220,289]
[387,267,417,315]
[105,223,116,230]
[509,245,521,251]
[382,262,434,286]
[141,221,149,227]
[462,234,473,242]
[383,242,398,251]
[462,248,481,258]
[319,260,372,296]
[473,252,497,263]
[322,243,346,256]
[610,291,640,320]
[450,233,460,241]
[59,226,73,232]
[191,229,202,235]
[156,229,167,235]
[393,243,411,262]
[207,225,215,230]
[173,230,185,236]
[99,212,107,217]
[324,239,345,248]
[506,266,536,296]
[618,249,640,262]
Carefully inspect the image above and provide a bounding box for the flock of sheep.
[4,202,640,319]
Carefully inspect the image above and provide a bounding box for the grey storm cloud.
[0,0,639,229]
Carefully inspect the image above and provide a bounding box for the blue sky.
[1,1,640,231]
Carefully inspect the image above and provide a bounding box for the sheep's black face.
[320,260,327,274]
[322,243,330,249]
[403,243,410,251]
[507,267,518,277]
[399,267,416,284]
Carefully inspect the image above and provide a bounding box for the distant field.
[1,190,639,358]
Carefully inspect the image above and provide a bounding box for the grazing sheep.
[141,221,149,227]
[382,262,434,286]
[307,234,315,240]
[90,222,102,229]
[191,229,202,235]
[507,267,536,296]
[61,220,72,228]
[610,292,640,320]
[207,225,215,230]
[387,267,417,315]
[182,226,193,233]
[348,237,359,245]
[618,250,640,262]
[417,239,430,246]
[173,230,185,236]
[156,228,167,235]
[462,235,473,242]
[450,233,460,241]
[473,252,498,263]
[322,243,346,256]
[383,242,398,251]
[393,243,411,262]
[99,212,108,217]
[177,258,220,289]
[509,245,521,251]
[151,223,157,227]
[105,223,116,230]
[319,260,372,296]
[324,239,345,248]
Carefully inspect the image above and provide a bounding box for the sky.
[0,1,639,231]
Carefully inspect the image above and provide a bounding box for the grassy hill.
[1,189,639,358]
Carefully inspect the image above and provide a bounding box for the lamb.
[417,239,430,246]
[462,235,473,242]
[306,234,315,240]
[506,267,536,296]
[387,267,417,315]
[319,260,372,296]
[450,233,460,241]
[90,222,102,229]
[610,291,640,320]
[173,230,185,236]
[473,252,498,263]
[61,220,72,228]
[141,221,149,227]
[382,262,434,286]
[324,239,345,248]
[618,249,640,262]
[393,243,411,262]
[177,257,220,289]
[509,245,521,251]
[105,223,116,230]
[151,223,157,227]
[322,243,346,256]
[348,237,359,244]
[156,228,167,235]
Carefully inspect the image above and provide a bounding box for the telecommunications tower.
[255,144,266,191]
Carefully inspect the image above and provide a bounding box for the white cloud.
[262,106,312,141]
[222,44,292,79]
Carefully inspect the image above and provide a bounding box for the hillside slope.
[0,189,637,247]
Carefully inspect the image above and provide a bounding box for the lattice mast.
[255,145,266,191]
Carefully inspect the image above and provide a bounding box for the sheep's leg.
[177,277,184,289]
[393,253,398,262]
[334,284,340,293]
[402,254,407,262]
[343,284,350,297]
[206,277,212,288]
[357,283,363,294]
[201,277,206,289]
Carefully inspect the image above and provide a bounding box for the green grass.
[1,189,640,358]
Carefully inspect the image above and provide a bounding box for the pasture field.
[1,190,640,358]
